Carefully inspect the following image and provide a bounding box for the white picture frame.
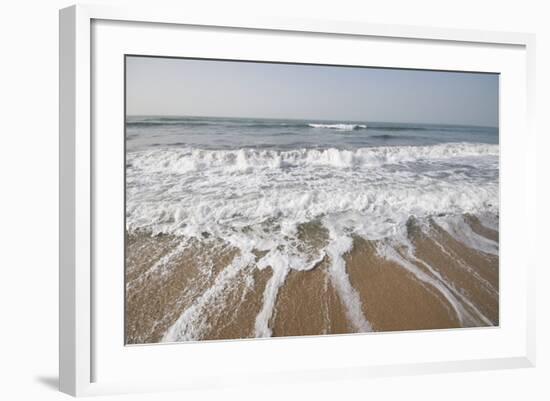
[59,3,536,397]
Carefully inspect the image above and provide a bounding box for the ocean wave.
[127,120,216,128]
[127,142,499,173]
[126,119,495,137]
[128,118,370,131]
[126,142,498,240]
[308,123,367,130]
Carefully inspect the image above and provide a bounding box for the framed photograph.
[59,4,536,396]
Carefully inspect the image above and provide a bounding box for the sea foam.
[127,143,498,239]
[308,123,367,130]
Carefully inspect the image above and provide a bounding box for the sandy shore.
[125,215,498,344]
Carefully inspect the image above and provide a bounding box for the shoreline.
[125,214,498,344]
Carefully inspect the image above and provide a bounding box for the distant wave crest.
[308,123,367,131]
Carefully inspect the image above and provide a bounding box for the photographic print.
[125,56,499,344]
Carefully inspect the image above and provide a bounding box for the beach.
[126,213,498,343]
[125,116,499,344]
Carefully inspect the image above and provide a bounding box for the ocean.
[125,116,499,343]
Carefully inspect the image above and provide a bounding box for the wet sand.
[126,234,271,343]
[409,220,499,325]
[271,260,353,337]
[345,238,461,331]
[126,215,498,344]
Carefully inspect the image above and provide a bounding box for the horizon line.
[125,113,499,129]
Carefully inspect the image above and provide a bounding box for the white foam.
[127,143,498,174]
[433,215,499,255]
[323,217,372,332]
[254,255,289,338]
[308,123,367,130]
[127,144,498,241]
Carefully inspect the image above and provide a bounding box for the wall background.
[0,0,547,399]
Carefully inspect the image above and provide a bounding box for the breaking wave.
[308,123,367,130]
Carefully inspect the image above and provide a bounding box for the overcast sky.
[126,56,499,127]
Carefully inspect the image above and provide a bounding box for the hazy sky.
[126,56,499,127]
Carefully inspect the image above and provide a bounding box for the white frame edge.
[60,5,92,397]
[59,3,536,397]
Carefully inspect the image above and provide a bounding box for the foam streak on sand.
[399,238,492,326]
[324,219,372,332]
[254,248,326,337]
[126,237,189,291]
[254,259,289,338]
[162,252,255,342]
